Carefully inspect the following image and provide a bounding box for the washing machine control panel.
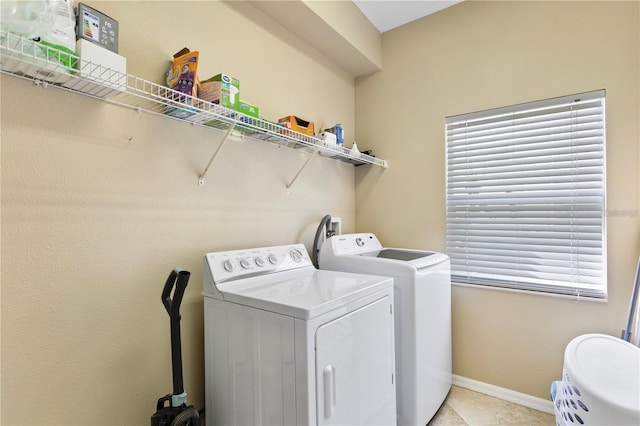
[330,233,383,255]
[205,244,312,285]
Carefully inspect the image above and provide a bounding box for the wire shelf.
[0,30,387,169]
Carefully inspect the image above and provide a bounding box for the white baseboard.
[452,374,555,414]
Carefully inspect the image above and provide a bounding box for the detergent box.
[164,48,200,119]
[166,48,199,98]
[199,73,240,110]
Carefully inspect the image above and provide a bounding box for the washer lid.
[216,269,393,320]
[358,248,435,261]
[322,233,449,271]
[565,333,640,411]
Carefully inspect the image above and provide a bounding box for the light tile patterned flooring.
[428,386,555,425]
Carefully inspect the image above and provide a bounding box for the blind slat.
[447,158,603,175]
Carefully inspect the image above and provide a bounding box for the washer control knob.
[222,259,235,272]
[290,249,303,263]
[268,254,278,265]
[356,237,365,247]
[254,256,265,267]
[239,259,252,269]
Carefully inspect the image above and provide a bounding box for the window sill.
[451,281,608,303]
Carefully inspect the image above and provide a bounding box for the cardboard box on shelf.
[76,3,119,53]
[278,115,314,136]
[166,48,199,98]
[65,38,126,99]
[199,73,240,110]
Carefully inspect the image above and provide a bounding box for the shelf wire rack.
[1,31,388,173]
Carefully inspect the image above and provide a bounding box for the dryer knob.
[268,254,278,265]
[222,259,235,272]
[356,237,365,247]
[240,259,252,269]
[254,256,265,267]
[290,249,303,262]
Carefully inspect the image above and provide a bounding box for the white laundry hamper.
[551,333,640,426]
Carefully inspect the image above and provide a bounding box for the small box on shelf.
[278,115,315,136]
[65,38,126,99]
[76,3,119,53]
[199,73,240,109]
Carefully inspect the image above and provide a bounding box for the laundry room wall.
[0,1,371,424]
[355,0,640,400]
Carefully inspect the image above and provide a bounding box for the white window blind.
[445,90,606,299]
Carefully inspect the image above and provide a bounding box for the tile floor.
[428,386,556,425]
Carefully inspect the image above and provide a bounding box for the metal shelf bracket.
[198,122,236,186]
[286,150,318,193]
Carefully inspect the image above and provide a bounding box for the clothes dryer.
[319,233,452,426]
[203,243,397,426]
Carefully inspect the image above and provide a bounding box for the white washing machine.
[203,243,397,426]
[319,233,452,426]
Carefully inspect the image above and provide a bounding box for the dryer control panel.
[205,244,312,287]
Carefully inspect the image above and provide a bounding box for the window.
[445,90,606,299]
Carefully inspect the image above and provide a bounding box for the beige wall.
[3,1,639,423]
[1,1,361,424]
[355,0,640,400]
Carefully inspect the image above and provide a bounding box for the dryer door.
[315,296,396,425]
